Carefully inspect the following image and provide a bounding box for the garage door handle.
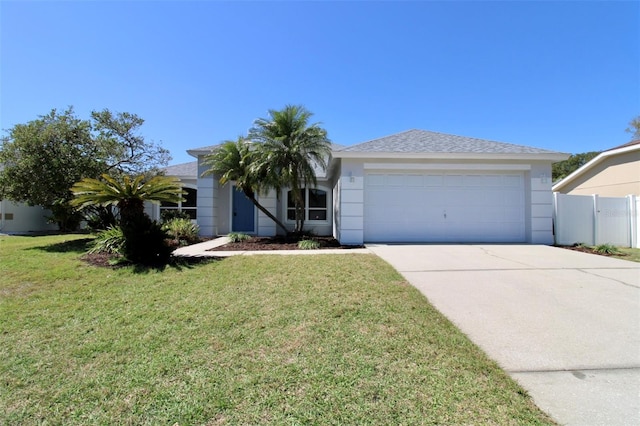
[444,211,447,219]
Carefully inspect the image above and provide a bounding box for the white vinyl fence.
[553,193,639,248]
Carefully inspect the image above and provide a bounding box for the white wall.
[257,189,277,237]
[529,163,555,244]
[336,159,365,245]
[0,200,58,234]
[195,158,218,237]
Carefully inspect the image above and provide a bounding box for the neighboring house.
[552,140,640,196]
[0,199,58,234]
[176,129,568,245]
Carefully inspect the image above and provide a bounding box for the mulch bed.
[208,236,363,251]
[556,244,625,257]
[81,253,124,268]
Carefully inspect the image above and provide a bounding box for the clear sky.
[1,1,638,166]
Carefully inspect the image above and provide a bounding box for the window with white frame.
[286,188,328,221]
[160,187,197,219]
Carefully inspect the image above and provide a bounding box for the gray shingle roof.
[340,129,559,154]
[188,142,345,156]
[163,161,197,177]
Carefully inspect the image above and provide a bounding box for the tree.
[91,109,170,176]
[552,151,600,181]
[201,137,289,234]
[71,174,185,264]
[0,107,170,230]
[248,105,331,233]
[0,108,102,230]
[626,115,640,140]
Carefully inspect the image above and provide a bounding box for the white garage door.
[364,172,525,243]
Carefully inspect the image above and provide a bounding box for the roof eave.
[552,144,640,192]
[187,148,214,158]
[332,151,569,162]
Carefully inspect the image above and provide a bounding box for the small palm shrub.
[298,239,320,250]
[89,226,125,255]
[162,218,200,246]
[593,244,620,255]
[228,232,251,243]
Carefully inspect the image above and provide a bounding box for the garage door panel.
[424,175,444,186]
[367,174,385,186]
[364,171,525,243]
[444,175,464,186]
[406,175,424,187]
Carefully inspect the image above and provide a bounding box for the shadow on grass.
[27,238,222,273]
[80,253,222,274]
[128,256,222,274]
[29,238,94,254]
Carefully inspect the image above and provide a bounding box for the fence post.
[553,192,559,245]
[593,194,599,245]
[629,194,638,248]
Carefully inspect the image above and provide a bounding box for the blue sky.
[1,1,638,166]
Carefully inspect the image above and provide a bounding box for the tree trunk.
[244,191,289,235]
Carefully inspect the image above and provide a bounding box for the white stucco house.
[163,129,568,245]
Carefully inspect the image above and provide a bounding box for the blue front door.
[232,187,255,232]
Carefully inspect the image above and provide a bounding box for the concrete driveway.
[367,244,640,426]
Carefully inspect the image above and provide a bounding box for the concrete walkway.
[367,244,640,426]
[172,236,371,257]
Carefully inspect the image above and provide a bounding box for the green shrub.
[298,239,320,250]
[89,226,126,255]
[84,206,118,231]
[160,209,192,223]
[121,215,172,265]
[162,218,200,245]
[593,244,620,255]
[228,232,251,243]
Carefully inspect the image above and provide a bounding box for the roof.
[338,129,557,154]
[186,130,567,161]
[604,139,640,152]
[333,129,568,161]
[187,142,346,158]
[163,161,197,178]
[552,139,640,192]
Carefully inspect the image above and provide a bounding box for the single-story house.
[552,140,640,196]
[172,129,568,245]
[147,161,198,221]
[0,199,58,234]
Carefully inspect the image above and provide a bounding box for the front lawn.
[614,247,640,263]
[0,235,554,425]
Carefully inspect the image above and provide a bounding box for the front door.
[232,187,255,232]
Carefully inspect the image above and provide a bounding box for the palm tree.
[71,174,185,264]
[201,137,289,234]
[249,105,331,233]
[71,174,185,225]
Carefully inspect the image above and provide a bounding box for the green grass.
[0,235,554,425]
[613,247,640,263]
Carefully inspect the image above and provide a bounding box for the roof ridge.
[605,139,640,152]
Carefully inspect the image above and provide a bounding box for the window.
[286,188,327,221]
[160,187,197,219]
